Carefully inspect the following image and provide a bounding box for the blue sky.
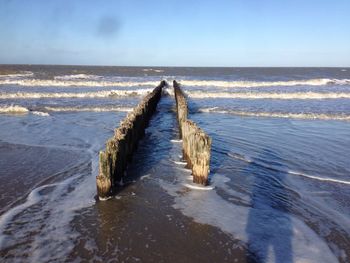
[0,0,349,66]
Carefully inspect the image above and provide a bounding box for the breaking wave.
[44,106,133,112]
[32,111,50,117]
[187,91,350,100]
[142,68,164,73]
[2,77,350,89]
[180,78,350,88]
[0,105,29,113]
[54,74,102,81]
[0,89,152,99]
[0,105,51,116]
[0,79,160,88]
[0,71,34,79]
[198,108,350,121]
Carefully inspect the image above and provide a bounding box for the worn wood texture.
[173,81,212,186]
[96,81,166,199]
[173,81,188,138]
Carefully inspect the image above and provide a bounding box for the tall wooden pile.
[173,81,212,185]
[96,81,166,199]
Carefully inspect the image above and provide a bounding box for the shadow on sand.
[245,149,293,263]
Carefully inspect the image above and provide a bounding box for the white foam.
[0,89,152,99]
[170,139,182,143]
[0,176,78,250]
[98,196,112,201]
[188,91,350,100]
[162,88,174,97]
[160,137,340,262]
[32,111,50,117]
[54,74,102,81]
[141,174,151,180]
[159,173,338,263]
[0,105,29,113]
[142,69,164,73]
[0,140,101,261]
[199,108,350,121]
[0,78,159,88]
[180,78,350,88]
[0,71,34,79]
[288,170,350,186]
[183,183,214,190]
[44,106,133,113]
[173,160,187,165]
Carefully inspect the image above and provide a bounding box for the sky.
[0,0,349,67]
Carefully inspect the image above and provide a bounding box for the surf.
[198,108,350,121]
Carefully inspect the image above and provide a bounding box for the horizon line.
[0,63,349,69]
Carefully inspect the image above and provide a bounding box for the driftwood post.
[96,81,166,200]
[173,81,212,186]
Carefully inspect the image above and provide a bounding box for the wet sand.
[69,97,255,262]
[0,141,89,214]
[1,66,349,262]
[70,177,252,262]
[0,97,256,262]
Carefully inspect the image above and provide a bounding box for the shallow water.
[0,66,349,262]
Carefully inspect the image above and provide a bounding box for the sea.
[0,65,349,263]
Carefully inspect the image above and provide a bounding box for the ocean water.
[0,65,349,262]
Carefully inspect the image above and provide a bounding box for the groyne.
[173,81,212,185]
[96,81,166,199]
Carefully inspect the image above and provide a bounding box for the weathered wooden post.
[173,81,188,138]
[96,81,167,200]
[173,81,212,186]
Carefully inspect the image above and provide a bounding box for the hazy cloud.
[96,16,120,39]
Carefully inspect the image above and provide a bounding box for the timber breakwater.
[96,81,166,199]
[173,81,212,186]
[96,80,212,199]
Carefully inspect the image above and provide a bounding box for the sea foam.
[227,151,350,186]
[180,78,350,88]
[198,108,350,121]
[159,171,338,263]
[44,106,133,113]
[0,105,29,113]
[0,89,152,99]
[0,78,160,88]
[187,91,350,100]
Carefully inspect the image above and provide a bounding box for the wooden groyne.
[96,81,167,199]
[173,81,212,186]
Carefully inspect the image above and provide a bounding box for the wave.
[287,170,350,186]
[227,152,253,163]
[0,89,152,99]
[180,78,350,88]
[44,106,133,112]
[0,105,29,113]
[0,105,52,116]
[0,71,34,79]
[54,74,102,81]
[199,108,350,121]
[32,111,50,117]
[187,91,350,100]
[0,79,160,88]
[227,152,350,186]
[142,68,164,73]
